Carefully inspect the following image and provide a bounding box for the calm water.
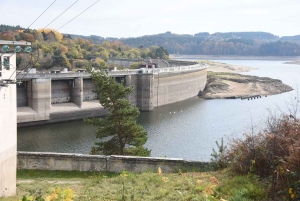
[18,60,300,161]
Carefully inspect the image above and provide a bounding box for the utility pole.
[0,40,31,197]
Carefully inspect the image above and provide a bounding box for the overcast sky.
[1,0,299,38]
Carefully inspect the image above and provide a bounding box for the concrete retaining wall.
[17,152,209,173]
[70,78,83,108]
[50,106,107,123]
[51,80,70,104]
[17,82,28,107]
[108,58,143,67]
[26,78,51,122]
[83,79,98,101]
[153,69,207,108]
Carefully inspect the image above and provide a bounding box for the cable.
[28,0,57,29]
[57,0,100,31]
[19,50,41,81]
[11,53,34,80]
[43,0,79,30]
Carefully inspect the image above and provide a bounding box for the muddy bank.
[200,60,256,72]
[171,54,300,61]
[200,72,293,99]
[284,60,300,65]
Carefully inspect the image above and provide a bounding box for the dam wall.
[153,69,207,108]
[17,152,209,173]
[51,80,70,104]
[83,79,98,101]
[17,62,207,126]
[17,82,28,107]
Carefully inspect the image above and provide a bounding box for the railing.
[16,63,208,80]
[140,63,208,74]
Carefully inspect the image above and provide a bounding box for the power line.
[19,50,41,82]
[43,0,79,30]
[28,0,57,29]
[57,0,100,31]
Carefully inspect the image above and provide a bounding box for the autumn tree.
[85,66,150,156]
[93,58,107,68]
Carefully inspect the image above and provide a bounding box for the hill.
[0,25,169,70]
[70,31,300,56]
[119,32,300,56]
[1,24,300,69]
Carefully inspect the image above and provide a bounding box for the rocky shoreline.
[200,72,293,99]
[199,61,293,99]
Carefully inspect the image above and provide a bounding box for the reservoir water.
[18,60,300,161]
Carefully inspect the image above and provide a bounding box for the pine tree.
[85,66,150,156]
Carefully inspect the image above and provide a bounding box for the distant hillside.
[0,24,25,32]
[1,24,300,57]
[281,35,300,43]
[0,24,169,70]
[66,31,300,56]
[118,32,300,56]
[209,32,279,40]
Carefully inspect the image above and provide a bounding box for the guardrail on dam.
[16,62,207,127]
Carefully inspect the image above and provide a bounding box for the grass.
[1,169,267,201]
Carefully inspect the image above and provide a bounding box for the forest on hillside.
[68,30,300,56]
[0,24,169,70]
[1,24,300,70]
[120,32,300,56]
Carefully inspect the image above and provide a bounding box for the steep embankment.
[199,61,293,99]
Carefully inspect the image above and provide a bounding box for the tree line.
[120,32,300,56]
[0,26,169,70]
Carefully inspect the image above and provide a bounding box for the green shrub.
[210,138,228,170]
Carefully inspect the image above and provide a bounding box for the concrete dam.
[16,60,207,127]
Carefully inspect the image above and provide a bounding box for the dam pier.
[17,60,207,127]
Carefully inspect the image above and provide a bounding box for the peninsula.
[200,61,293,99]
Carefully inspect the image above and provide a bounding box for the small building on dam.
[17,59,207,127]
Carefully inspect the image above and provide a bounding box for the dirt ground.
[199,61,293,99]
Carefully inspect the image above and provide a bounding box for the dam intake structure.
[17,59,207,127]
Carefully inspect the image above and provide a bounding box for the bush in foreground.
[225,115,300,200]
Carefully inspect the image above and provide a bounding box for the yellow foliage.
[158,167,162,174]
[45,187,74,201]
[37,28,63,41]
[161,176,169,182]
[291,194,296,199]
[120,172,128,179]
[196,179,203,185]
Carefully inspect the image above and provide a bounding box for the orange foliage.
[23,33,35,42]
[111,40,122,50]
[59,45,68,54]
[0,32,15,41]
